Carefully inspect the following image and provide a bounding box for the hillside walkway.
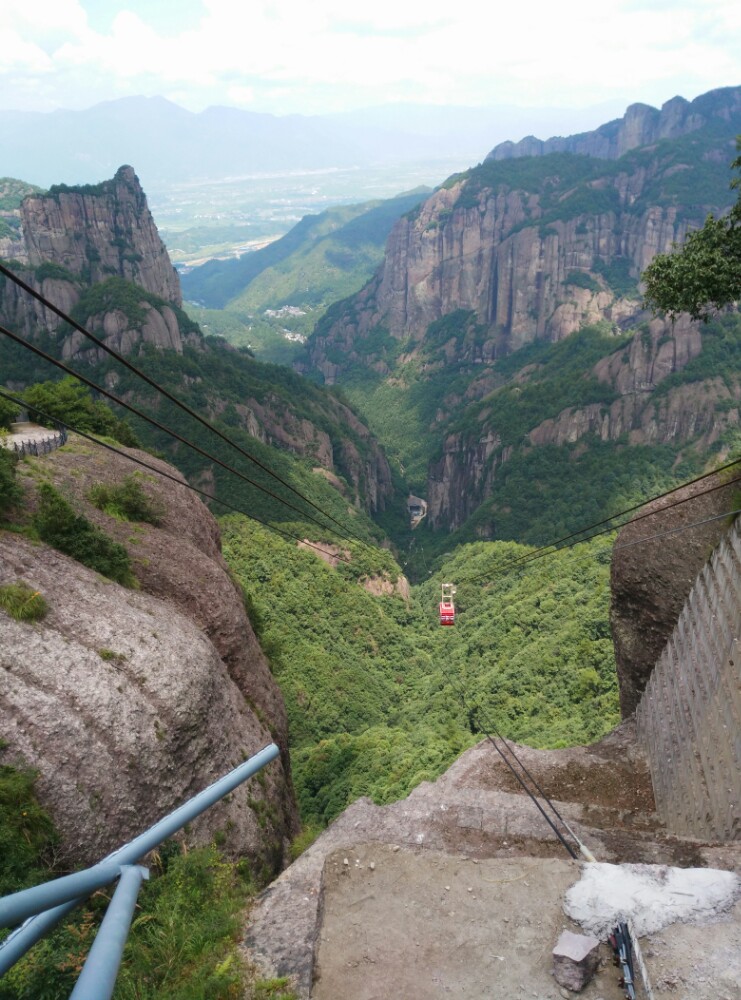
[0,421,67,457]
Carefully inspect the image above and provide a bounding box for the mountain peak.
[486,84,741,162]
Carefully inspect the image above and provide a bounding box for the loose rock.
[552,930,600,991]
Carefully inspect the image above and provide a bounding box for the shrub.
[0,583,48,621]
[0,449,21,518]
[33,483,135,586]
[0,391,20,430]
[22,376,140,448]
[1,842,255,1000]
[89,475,164,526]
[0,766,57,897]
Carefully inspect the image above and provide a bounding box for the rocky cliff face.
[610,470,741,717]
[231,392,392,513]
[487,86,741,162]
[0,166,393,516]
[0,440,299,868]
[304,92,741,535]
[0,165,194,358]
[307,168,702,372]
[22,165,181,304]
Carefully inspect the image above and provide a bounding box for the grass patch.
[0,582,48,621]
[289,824,323,862]
[33,483,136,587]
[97,648,125,662]
[89,475,164,526]
[252,978,298,1000]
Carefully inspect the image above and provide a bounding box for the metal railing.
[0,743,280,998]
[7,428,68,457]
[0,426,68,457]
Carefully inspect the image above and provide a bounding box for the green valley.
[181,190,428,364]
[222,517,620,826]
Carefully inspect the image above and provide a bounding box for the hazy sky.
[2,0,740,116]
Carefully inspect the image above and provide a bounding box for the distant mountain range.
[0,96,626,189]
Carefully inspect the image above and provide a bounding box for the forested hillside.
[222,518,619,826]
[301,91,741,557]
[0,167,397,535]
[182,189,428,364]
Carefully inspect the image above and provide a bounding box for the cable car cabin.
[439,582,456,626]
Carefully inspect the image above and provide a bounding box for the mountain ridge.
[487,84,741,161]
[0,165,396,523]
[300,86,741,546]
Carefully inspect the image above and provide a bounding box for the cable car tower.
[439,582,456,626]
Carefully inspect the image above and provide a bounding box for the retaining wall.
[636,518,741,841]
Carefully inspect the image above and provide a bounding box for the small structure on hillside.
[407,495,427,529]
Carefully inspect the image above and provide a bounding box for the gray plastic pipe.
[0,743,279,974]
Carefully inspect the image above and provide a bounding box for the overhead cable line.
[467,457,741,585]
[0,262,365,542]
[0,387,352,564]
[433,656,581,861]
[474,706,596,862]
[613,506,741,550]
[510,470,741,573]
[0,323,359,544]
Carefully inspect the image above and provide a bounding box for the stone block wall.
[636,519,741,841]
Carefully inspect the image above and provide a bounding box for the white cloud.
[1,0,740,113]
[0,31,54,73]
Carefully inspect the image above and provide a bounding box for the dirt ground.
[312,846,626,1000]
[244,731,741,999]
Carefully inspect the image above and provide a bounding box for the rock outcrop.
[22,166,181,304]
[304,87,741,534]
[487,86,741,162]
[610,470,740,716]
[0,166,394,516]
[0,165,194,359]
[0,439,299,868]
[307,173,708,371]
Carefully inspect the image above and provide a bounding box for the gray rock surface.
[553,930,601,991]
[0,441,298,868]
[244,726,707,996]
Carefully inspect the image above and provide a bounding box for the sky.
[2,0,740,117]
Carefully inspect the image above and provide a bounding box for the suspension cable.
[0,261,366,542]
[0,324,359,543]
[467,460,741,584]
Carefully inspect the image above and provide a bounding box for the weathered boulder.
[0,440,299,869]
[552,929,600,991]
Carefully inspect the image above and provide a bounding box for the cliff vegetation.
[301,94,741,552]
[222,517,619,826]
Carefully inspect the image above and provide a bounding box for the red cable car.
[439,582,456,626]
